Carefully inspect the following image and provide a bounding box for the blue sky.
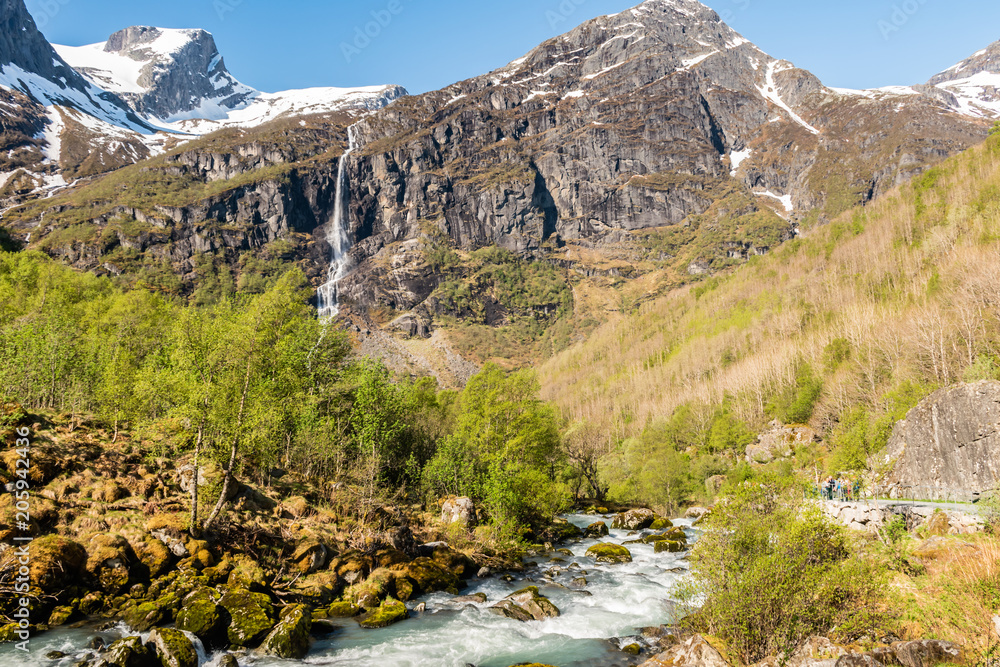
[25,0,1000,95]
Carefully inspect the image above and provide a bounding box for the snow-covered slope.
[55,26,408,133]
[928,41,1000,118]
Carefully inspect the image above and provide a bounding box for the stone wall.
[818,501,983,534]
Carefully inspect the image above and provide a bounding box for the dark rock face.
[880,381,1000,500]
[96,26,256,120]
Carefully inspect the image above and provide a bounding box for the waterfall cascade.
[317,124,359,320]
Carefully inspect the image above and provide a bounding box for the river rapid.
[10,512,696,667]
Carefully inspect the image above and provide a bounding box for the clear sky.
[24,0,1000,95]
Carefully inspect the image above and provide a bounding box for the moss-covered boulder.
[175,589,224,644]
[357,599,409,629]
[86,534,134,595]
[47,604,75,626]
[350,567,397,609]
[121,595,176,632]
[292,571,342,607]
[586,543,633,564]
[429,546,478,580]
[327,601,362,618]
[642,534,670,545]
[654,540,686,553]
[227,556,267,591]
[148,627,198,667]
[219,587,276,647]
[489,586,560,622]
[0,622,18,643]
[585,521,610,538]
[550,518,584,540]
[396,557,460,596]
[663,527,688,542]
[650,518,674,530]
[0,535,86,593]
[291,535,329,575]
[133,537,174,579]
[611,509,656,531]
[258,603,312,659]
[93,636,152,667]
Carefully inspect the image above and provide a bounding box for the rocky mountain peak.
[56,25,256,122]
[925,41,1000,118]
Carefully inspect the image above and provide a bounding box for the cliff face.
[880,381,1000,501]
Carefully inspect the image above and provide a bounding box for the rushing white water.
[6,514,695,667]
[316,124,359,320]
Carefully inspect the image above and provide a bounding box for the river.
[10,512,696,667]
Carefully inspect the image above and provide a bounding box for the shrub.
[684,484,893,663]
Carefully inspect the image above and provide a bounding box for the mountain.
[54,26,256,122]
[0,0,153,133]
[1,0,996,378]
[926,40,1000,118]
[54,27,407,133]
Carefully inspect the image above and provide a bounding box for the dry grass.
[539,134,1000,439]
[899,535,1000,662]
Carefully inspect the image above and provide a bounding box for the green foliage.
[822,337,851,373]
[990,121,1000,137]
[767,361,823,424]
[686,485,893,663]
[422,363,566,531]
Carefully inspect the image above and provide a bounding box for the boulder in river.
[175,588,224,644]
[147,627,198,667]
[585,521,610,537]
[219,587,276,647]
[612,508,657,530]
[358,599,409,629]
[586,543,633,564]
[489,586,560,621]
[259,603,312,659]
[654,540,686,554]
[92,635,152,667]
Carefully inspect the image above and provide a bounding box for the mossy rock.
[397,557,460,595]
[79,591,106,616]
[0,622,18,643]
[219,587,276,647]
[176,595,223,644]
[663,527,687,542]
[429,546,478,579]
[133,538,174,579]
[550,519,584,540]
[611,508,656,531]
[654,540,686,554]
[86,534,134,595]
[121,596,174,632]
[227,556,267,591]
[357,599,409,629]
[622,642,642,655]
[642,534,670,545]
[148,627,197,667]
[47,604,75,626]
[95,635,152,667]
[327,601,362,618]
[585,521,609,538]
[586,543,632,564]
[349,567,396,609]
[258,603,312,659]
[292,571,342,607]
[649,518,674,530]
[489,586,560,622]
[0,534,86,593]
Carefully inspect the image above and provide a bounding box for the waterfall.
[317,123,359,320]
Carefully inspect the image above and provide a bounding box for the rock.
[0,534,86,593]
[227,556,268,591]
[291,536,329,575]
[217,656,239,667]
[452,592,488,604]
[175,590,224,644]
[650,517,674,530]
[586,543,633,564]
[585,521,610,537]
[747,420,817,464]
[785,636,846,667]
[358,599,409,629]
[122,597,175,632]
[440,496,476,526]
[489,586,560,622]
[924,511,951,537]
[133,538,175,579]
[259,603,312,659]
[639,634,730,667]
[477,567,491,578]
[611,509,656,531]
[879,381,1000,501]
[47,605,75,626]
[623,643,642,655]
[92,636,153,667]
[685,507,711,520]
[396,557,460,596]
[891,640,961,667]
[219,587,276,647]
[86,534,134,595]
[327,601,362,617]
[654,540,687,553]
[148,628,198,667]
